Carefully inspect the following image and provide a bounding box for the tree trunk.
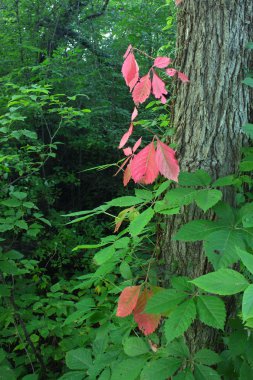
[158,0,252,351]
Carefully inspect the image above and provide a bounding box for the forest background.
[0,0,253,379]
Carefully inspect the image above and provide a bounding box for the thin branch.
[83,0,110,21]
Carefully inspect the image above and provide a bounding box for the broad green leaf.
[243,123,253,138]
[195,189,222,212]
[154,200,180,215]
[173,370,195,380]
[242,285,253,321]
[66,348,92,370]
[242,77,253,88]
[165,299,196,342]
[0,349,6,364]
[212,175,238,187]
[94,246,115,266]
[179,170,211,186]
[145,289,187,314]
[194,364,221,380]
[0,366,16,380]
[129,207,154,236]
[111,357,146,380]
[242,213,253,227]
[0,260,20,275]
[164,337,190,358]
[114,237,130,249]
[58,372,85,380]
[246,42,253,49]
[171,277,194,293]
[174,220,222,242]
[140,358,181,380]
[197,296,226,330]
[135,189,153,201]
[155,180,171,197]
[123,337,149,357]
[213,202,235,225]
[240,160,253,172]
[240,362,253,380]
[15,220,28,230]
[164,188,197,208]
[108,196,143,207]
[204,229,243,269]
[0,285,10,297]
[1,198,21,207]
[237,247,253,275]
[12,191,27,200]
[194,349,221,365]
[191,269,249,295]
[119,261,132,279]
[98,368,111,380]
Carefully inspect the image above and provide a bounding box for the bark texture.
[158,0,253,351]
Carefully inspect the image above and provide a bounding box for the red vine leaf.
[152,70,168,103]
[153,57,172,68]
[156,139,179,182]
[123,163,132,186]
[122,52,139,91]
[175,0,183,5]
[133,289,161,336]
[123,147,132,156]
[133,137,142,153]
[166,68,177,77]
[118,123,134,149]
[116,286,141,317]
[123,44,132,59]
[131,142,159,184]
[132,73,152,105]
[131,107,138,121]
[178,71,190,83]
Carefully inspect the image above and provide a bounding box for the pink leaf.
[161,95,167,104]
[123,163,132,186]
[122,53,139,91]
[131,142,159,185]
[166,68,177,77]
[123,44,132,59]
[133,137,142,153]
[116,286,141,317]
[175,0,183,5]
[133,289,161,336]
[123,147,132,156]
[118,123,134,149]
[131,107,138,121]
[152,71,168,102]
[132,74,151,105]
[178,71,190,83]
[153,56,172,68]
[156,139,180,182]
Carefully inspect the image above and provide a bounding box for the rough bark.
[158,0,253,351]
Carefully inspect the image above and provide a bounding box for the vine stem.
[132,47,155,61]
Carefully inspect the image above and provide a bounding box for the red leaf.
[131,142,159,185]
[123,147,132,156]
[156,139,180,182]
[133,289,161,336]
[133,137,142,153]
[152,71,168,102]
[178,71,190,83]
[123,163,132,186]
[161,95,167,104]
[166,68,177,77]
[116,286,141,317]
[175,0,183,5]
[122,53,139,91]
[118,123,133,149]
[132,74,151,105]
[153,56,172,68]
[123,44,132,59]
[131,107,138,121]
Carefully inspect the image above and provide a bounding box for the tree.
[158,0,253,350]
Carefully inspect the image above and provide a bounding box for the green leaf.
[129,207,155,236]
[174,220,222,242]
[140,358,181,380]
[0,366,16,380]
[195,189,222,212]
[194,364,221,380]
[164,337,190,358]
[108,196,143,207]
[212,175,238,187]
[0,260,20,275]
[242,123,253,138]
[204,229,243,269]
[194,349,221,365]
[1,198,21,207]
[58,372,85,380]
[196,296,226,330]
[0,349,6,364]
[120,262,132,280]
[155,180,171,197]
[94,246,115,266]
[111,357,146,380]
[191,269,249,295]
[66,348,92,370]
[123,337,149,357]
[145,289,187,314]
[12,191,27,200]
[237,248,253,275]
[240,160,253,172]
[242,77,253,88]
[15,220,28,230]
[173,370,195,380]
[179,170,211,186]
[165,299,196,343]
[164,188,197,208]
[242,285,253,321]
[135,189,153,201]
[0,285,10,297]
[246,42,253,49]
